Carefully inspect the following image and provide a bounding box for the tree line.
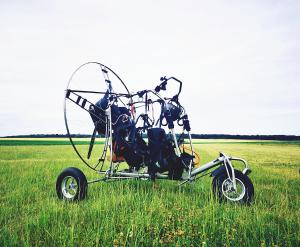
[3,133,300,141]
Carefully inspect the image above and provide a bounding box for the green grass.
[0,140,299,246]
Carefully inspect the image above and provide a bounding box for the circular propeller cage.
[64,62,131,171]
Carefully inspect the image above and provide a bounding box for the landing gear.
[56,167,88,201]
[212,170,254,204]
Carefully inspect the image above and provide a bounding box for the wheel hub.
[221,178,246,201]
[61,176,78,200]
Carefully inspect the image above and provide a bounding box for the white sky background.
[0,0,300,136]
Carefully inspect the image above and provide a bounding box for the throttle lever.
[160,81,167,90]
[160,76,167,81]
[155,77,168,92]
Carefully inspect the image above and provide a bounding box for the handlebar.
[154,76,183,97]
[126,76,187,130]
[130,76,183,109]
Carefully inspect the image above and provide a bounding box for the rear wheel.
[56,167,88,201]
[212,169,254,204]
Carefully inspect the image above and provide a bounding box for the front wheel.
[56,167,88,201]
[212,169,254,204]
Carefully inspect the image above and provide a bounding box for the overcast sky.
[1,0,300,136]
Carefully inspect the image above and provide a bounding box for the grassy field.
[0,139,299,246]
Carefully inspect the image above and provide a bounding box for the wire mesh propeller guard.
[64,62,131,172]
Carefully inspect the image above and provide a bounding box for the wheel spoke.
[61,176,78,200]
[221,178,246,201]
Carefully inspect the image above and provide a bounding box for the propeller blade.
[87,127,97,159]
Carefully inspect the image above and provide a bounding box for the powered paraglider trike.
[56,62,254,204]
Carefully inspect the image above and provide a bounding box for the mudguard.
[211,165,252,177]
[211,165,227,177]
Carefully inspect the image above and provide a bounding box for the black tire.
[56,167,88,201]
[212,169,254,204]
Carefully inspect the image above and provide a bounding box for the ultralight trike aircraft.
[56,62,254,204]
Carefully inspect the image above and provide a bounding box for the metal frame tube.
[224,157,237,190]
[107,107,114,177]
[191,158,223,177]
[87,153,251,187]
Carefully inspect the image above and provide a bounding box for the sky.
[0,0,300,136]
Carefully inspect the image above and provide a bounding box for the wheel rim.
[61,176,79,200]
[221,177,246,201]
